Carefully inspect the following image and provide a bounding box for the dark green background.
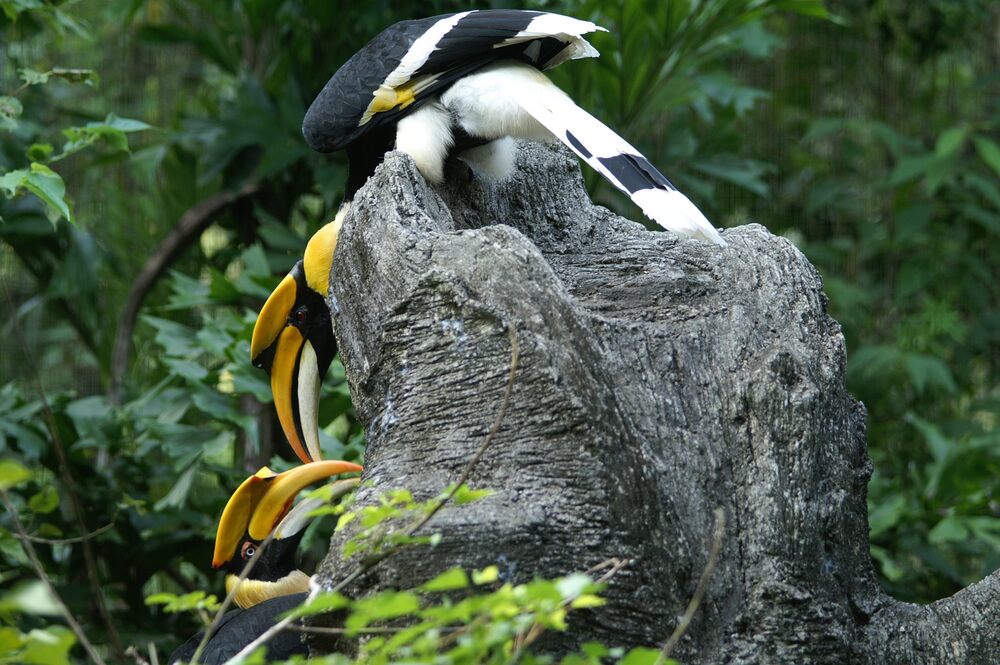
[0,0,997,660]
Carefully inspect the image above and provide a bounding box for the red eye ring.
[240,541,256,560]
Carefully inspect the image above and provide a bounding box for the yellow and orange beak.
[250,218,343,464]
[212,460,362,569]
[251,266,325,464]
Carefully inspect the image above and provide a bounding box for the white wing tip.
[632,189,727,247]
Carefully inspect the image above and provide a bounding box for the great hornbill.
[169,460,361,664]
[251,9,728,453]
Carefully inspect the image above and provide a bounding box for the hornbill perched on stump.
[252,9,728,450]
[169,461,361,664]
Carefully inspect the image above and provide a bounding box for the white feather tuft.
[297,340,323,462]
[458,137,518,181]
[396,101,455,183]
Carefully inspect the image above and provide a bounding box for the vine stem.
[222,322,520,664]
[657,508,726,663]
[2,281,125,659]
[0,489,107,665]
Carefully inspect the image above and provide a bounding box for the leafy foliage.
[0,0,996,662]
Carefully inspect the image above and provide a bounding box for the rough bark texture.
[313,142,999,663]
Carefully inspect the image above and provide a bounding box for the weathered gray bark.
[313,142,999,663]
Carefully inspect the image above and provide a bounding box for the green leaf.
[153,462,198,510]
[283,591,349,620]
[451,485,493,505]
[26,143,54,162]
[24,164,72,223]
[0,581,61,616]
[19,68,50,86]
[28,486,59,514]
[0,95,22,132]
[472,565,499,585]
[48,68,99,86]
[934,127,967,158]
[618,646,666,665]
[145,590,220,614]
[929,516,968,544]
[868,493,906,537]
[345,590,419,630]
[870,545,905,582]
[20,626,75,665]
[903,354,957,395]
[0,459,31,490]
[102,113,150,132]
[0,626,22,652]
[419,567,469,592]
[889,154,942,187]
[774,0,830,19]
[973,137,1000,178]
[556,574,597,600]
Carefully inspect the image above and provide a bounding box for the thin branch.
[2,282,125,658]
[108,181,260,405]
[657,508,726,663]
[124,645,150,665]
[405,322,520,538]
[286,624,408,635]
[222,323,520,664]
[510,557,632,660]
[191,478,361,663]
[0,489,107,665]
[188,531,275,665]
[19,516,116,545]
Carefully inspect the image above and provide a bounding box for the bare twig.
[108,181,260,405]
[188,531,275,665]
[124,645,150,665]
[286,624,407,635]
[19,516,116,545]
[510,557,632,660]
[222,323,520,664]
[657,508,726,663]
[0,489,107,665]
[191,479,360,663]
[2,282,125,658]
[405,322,520,538]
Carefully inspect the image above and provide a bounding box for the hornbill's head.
[212,459,361,609]
[250,220,342,464]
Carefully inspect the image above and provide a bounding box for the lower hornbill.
[251,9,729,461]
[169,460,361,664]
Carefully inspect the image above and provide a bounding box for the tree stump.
[312,142,999,664]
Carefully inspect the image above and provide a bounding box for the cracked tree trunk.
[312,142,999,664]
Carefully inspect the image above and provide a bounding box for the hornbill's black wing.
[302,9,602,152]
[168,593,307,664]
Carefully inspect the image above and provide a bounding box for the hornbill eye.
[292,307,308,325]
[241,541,256,560]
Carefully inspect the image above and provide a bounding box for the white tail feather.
[510,79,725,246]
[438,61,726,246]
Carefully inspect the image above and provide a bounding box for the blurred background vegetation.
[0,0,997,661]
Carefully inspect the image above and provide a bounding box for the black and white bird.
[169,462,362,664]
[252,10,727,454]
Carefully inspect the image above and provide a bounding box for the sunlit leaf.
[282,592,350,620]
[0,459,31,490]
[420,567,469,592]
[973,136,1000,178]
[28,486,58,514]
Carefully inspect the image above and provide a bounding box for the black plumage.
[168,593,307,664]
[302,9,581,154]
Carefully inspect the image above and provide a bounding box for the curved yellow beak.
[212,460,362,569]
[271,326,323,465]
[251,273,297,367]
